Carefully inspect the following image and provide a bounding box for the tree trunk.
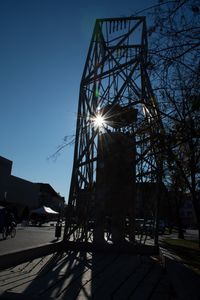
[176,205,184,239]
[198,225,200,248]
[192,196,200,247]
[175,194,185,239]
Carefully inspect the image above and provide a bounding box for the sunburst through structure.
[92,114,105,128]
[64,17,163,252]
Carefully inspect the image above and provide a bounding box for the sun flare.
[93,114,105,128]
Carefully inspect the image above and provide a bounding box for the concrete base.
[0,240,158,271]
[0,242,63,270]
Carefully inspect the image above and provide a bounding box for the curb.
[0,241,63,270]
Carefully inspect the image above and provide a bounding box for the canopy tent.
[31,206,58,215]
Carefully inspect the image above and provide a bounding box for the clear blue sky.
[0,0,156,201]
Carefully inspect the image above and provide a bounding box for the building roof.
[0,156,12,167]
[37,183,61,197]
[0,156,12,163]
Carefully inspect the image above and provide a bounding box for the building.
[37,183,65,214]
[0,156,65,220]
[180,194,197,228]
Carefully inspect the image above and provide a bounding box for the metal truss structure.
[64,17,163,248]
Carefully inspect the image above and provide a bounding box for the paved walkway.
[0,225,63,256]
[0,234,200,299]
[0,251,171,299]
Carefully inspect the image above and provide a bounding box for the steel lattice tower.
[64,17,163,249]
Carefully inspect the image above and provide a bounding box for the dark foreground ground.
[0,251,172,299]
[1,248,200,299]
[0,228,200,299]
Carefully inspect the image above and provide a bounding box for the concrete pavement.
[0,223,64,255]
[0,229,200,299]
[0,251,171,299]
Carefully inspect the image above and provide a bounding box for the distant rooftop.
[0,156,12,164]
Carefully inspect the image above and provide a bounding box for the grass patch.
[162,238,200,275]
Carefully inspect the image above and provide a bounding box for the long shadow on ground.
[0,251,172,299]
